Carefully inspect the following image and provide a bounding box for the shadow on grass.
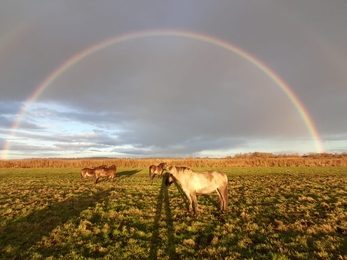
[173,181,189,211]
[149,174,178,260]
[203,195,221,210]
[0,188,114,259]
[116,169,141,179]
[150,175,162,185]
[94,169,141,183]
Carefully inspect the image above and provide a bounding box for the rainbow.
[2,29,324,159]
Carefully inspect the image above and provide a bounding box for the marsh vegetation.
[1,152,347,169]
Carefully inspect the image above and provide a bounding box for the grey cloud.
[0,115,12,129]
[1,1,346,158]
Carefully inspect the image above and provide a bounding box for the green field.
[1,167,347,259]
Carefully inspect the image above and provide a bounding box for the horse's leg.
[217,186,228,212]
[151,174,156,185]
[159,169,164,178]
[149,168,152,181]
[190,191,198,215]
[216,189,224,211]
[184,191,193,214]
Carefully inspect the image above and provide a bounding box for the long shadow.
[0,187,113,259]
[173,181,189,212]
[116,169,141,179]
[149,174,178,260]
[94,169,141,183]
[204,194,220,209]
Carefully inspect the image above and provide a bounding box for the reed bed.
[1,153,347,168]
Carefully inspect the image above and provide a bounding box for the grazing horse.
[149,162,168,181]
[80,167,95,180]
[80,165,107,181]
[94,164,117,184]
[165,166,228,215]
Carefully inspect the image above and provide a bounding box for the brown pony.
[80,165,107,182]
[149,162,168,181]
[80,167,96,180]
[165,166,228,215]
[94,164,117,184]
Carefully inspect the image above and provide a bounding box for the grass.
[0,167,347,259]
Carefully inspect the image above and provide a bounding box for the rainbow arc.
[1,30,324,159]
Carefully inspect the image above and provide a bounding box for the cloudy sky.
[1,1,346,159]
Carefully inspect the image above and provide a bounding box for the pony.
[149,162,168,181]
[94,164,117,184]
[80,165,107,182]
[165,166,228,215]
[80,167,96,180]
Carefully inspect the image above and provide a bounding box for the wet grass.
[0,167,347,259]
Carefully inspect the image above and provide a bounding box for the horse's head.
[159,162,168,169]
[165,173,176,186]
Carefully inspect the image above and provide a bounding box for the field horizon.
[1,152,347,169]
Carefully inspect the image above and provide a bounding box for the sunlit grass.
[0,167,347,259]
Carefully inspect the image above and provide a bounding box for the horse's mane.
[176,166,191,171]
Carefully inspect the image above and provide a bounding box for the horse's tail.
[224,175,229,211]
[113,166,117,178]
[219,174,228,211]
[150,165,158,177]
[223,184,228,211]
[110,166,116,181]
[149,165,157,184]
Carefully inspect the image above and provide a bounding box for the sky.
[0,1,346,159]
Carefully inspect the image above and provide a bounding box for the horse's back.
[209,170,228,181]
[183,170,227,193]
[209,170,228,187]
[96,166,116,177]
